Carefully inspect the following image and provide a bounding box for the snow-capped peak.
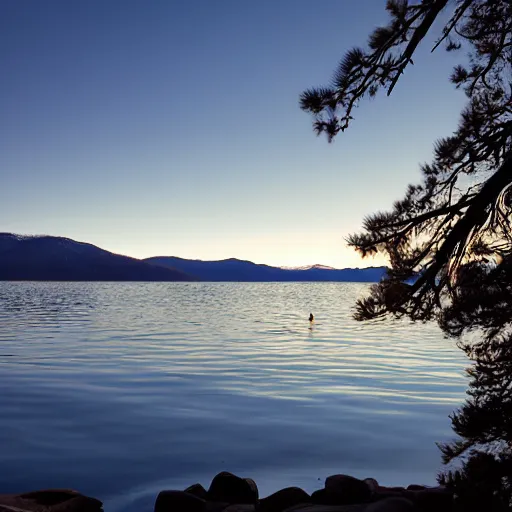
[281,264,337,271]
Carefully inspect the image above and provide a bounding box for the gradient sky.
[1,0,466,268]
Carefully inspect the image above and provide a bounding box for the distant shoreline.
[0,233,387,283]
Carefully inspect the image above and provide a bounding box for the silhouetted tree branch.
[301,0,512,508]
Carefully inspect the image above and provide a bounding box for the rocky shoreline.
[0,472,453,512]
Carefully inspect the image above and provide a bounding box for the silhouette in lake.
[309,313,314,322]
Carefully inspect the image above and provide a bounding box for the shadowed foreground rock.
[0,474,451,512]
[154,472,453,512]
[0,490,102,512]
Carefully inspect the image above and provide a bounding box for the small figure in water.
[309,313,314,322]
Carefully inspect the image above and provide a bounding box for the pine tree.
[300,1,512,508]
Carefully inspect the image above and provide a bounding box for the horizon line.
[1,232,387,271]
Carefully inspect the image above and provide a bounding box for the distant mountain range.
[145,257,387,282]
[0,233,191,281]
[0,233,388,282]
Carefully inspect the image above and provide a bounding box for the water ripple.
[0,282,468,511]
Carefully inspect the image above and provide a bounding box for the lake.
[0,282,468,511]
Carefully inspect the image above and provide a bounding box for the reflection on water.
[0,282,467,512]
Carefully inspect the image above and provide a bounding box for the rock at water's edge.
[322,475,372,504]
[0,489,102,512]
[185,484,208,500]
[366,497,415,511]
[258,487,311,512]
[208,472,259,505]
[154,490,205,512]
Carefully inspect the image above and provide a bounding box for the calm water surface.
[0,282,468,511]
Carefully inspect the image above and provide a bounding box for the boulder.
[258,487,311,512]
[366,497,415,511]
[154,490,205,512]
[378,487,406,493]
[322,475,372,504]
[311,489,341,506]
[283,504,367,512]
[222,506,255,512]
[311,487,372,507]
[205,502,230,512]
[208,472,259,505]
[185,484,208,500]
[364,479,379,494]
[372,487,411,503]
[244,479,259,501]
[0,490,102,512]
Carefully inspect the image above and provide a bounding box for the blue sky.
[1,0,466,267]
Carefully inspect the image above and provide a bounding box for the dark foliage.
[438,451,512,511]
[301,0,512,507]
